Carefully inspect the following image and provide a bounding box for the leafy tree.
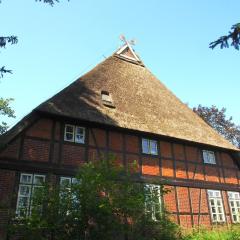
[193,105,240,148]
[0,98,15,134]
[0,36,17,134]
[209,23,240,50]
[8,159,181,240]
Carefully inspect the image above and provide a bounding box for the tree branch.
[0,36,18,48]
[35,0,69,6]
[209,23,240,50]
[0,66,12,78]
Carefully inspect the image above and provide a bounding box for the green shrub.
[183,225,240,240]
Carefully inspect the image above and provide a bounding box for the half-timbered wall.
[0,116,239,237]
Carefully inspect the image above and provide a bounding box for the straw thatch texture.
[36,54,237,151]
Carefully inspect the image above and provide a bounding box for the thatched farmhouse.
[0,42,240,237]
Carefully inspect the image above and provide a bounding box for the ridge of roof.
[1,48,239,152]
[35,55,238,151]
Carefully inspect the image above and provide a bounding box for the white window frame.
[64,124,75,142]
[60,176,79,213]
[16,173,45,217]
[75,126,85,144]
[142,138,158,155]
[228,191,240,223]
[207,190,225,223]
[203,150,216,164]
[64,124,85,144]
[60,176,78,188]
[144,184,161,221]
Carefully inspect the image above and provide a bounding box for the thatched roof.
[33,44,238,151]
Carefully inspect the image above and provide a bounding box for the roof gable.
[34,53,238,151]
[116,43,141,62]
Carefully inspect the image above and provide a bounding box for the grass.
[182,225,240,240]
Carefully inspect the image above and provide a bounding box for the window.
[60,176,78,189]
[142,138,158,155]
[16,173,45,217]
[75,126,85,143]
[64,124,85,143]
[60,177,79,213]
[203,150,216,164]
[144,184,161,221]
[228,192,240,223]
[207,190,225,223]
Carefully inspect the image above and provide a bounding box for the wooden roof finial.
[117,35,140,62]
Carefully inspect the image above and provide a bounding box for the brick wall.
[1,118,238,189]
[164,187,212,228]
[0,170,15,240]
[0,117,239,232]
[0,138,20,160]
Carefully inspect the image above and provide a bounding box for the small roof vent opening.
[101,90,115,108]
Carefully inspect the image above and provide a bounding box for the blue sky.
[1,0,240,127]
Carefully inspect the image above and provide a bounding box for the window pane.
[34,175,45,185]
[60,177,71,187]
[144,184,161,221]
[142,139,149,154]
[71,178,79,184]
[150,140,158,155]
[235,193,240,199]
[75,134,84,143]
[210,152,215,163]
[228,192,240,223]
[216,200,221,206]
[65,132,74,141]
[75,127,84,135]
[211,207,216,213]
[20,174,32,184]
[155,211,161,221]
[18,196,29,207]
[203,151,215,164]
[19,185,31,196]
[64,125,74,142]
[203,151,208,163]
[16,173,45,217]
[66,125,74,133]
[208,190,225,223]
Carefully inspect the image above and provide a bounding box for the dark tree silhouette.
[193,105,240,148]
[209,23,240,50]
[36,0,69,6]
[0,36,18,78]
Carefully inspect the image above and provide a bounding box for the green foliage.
[193,105,240,148]
[209,23,240,50]
[8,159,180,240]
[0,97,15,134]
[183,226,240,240]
